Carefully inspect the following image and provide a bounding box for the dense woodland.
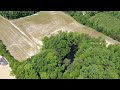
[0,11,120,79]
[0,32,120,79]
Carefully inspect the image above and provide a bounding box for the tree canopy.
[0,11,38,19]
[0,31,120,79]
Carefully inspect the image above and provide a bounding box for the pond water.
[66,44,78,63]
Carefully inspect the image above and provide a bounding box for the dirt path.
[0,65,16,79]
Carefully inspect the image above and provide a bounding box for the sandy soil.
[0,65,16,79]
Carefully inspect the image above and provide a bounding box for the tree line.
[67,11,120,42]
[0,11,39,19]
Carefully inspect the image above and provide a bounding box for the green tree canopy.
[0,31,120,79]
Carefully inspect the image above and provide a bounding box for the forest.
[0,11,120,79]
[0,32,120,79]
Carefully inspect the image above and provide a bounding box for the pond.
[65,44,78,64]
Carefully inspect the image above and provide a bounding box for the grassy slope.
[12,11,120,44]
[0,11,119,61]
[0,16,39,61]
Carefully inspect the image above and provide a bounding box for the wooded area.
[0,32,120,79]
[0,11,120,79]
[68,11,120,42]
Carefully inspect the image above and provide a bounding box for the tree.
[0,11,39,19]
[0,32,120,79]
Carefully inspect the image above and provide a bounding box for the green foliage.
[0,11,38,19]
[0,32,120,79]
[63,58,71,66]
[42,31,81,60]
[104,11,120,20]
[68,11,90,25]
[67,11,120,42]
[67,11,99,25]
[88,13,120,41]
[63,39,120,79]
[31,49,64,79]
[0,11,120,79]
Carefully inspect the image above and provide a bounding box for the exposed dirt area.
[0,65,15,79]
